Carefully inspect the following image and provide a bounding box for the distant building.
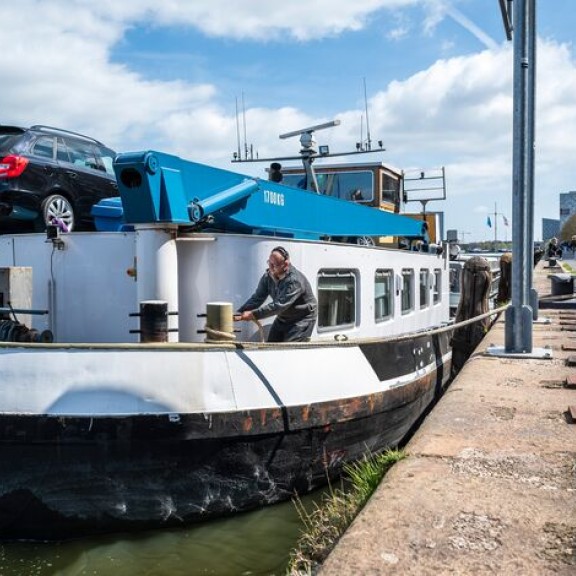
[542,218,559,242]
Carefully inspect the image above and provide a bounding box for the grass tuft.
[286,449,405,575]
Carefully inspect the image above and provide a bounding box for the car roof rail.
[29,125,105,146]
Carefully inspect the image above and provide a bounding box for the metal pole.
[505,0,534,353]
[494,202,498,245]
[527,0,539,320]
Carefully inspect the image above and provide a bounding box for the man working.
[236,246,318,342]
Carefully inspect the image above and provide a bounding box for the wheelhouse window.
[419,269,430,309]
[381,173,400,204]
[317,270,356,330]
[433,269,442,304]
[283,171,374,203]
[375,269,393,322]
[401,269,414,314]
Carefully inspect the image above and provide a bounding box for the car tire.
[39,194,76,232]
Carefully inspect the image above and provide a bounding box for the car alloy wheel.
[42,194,75,232]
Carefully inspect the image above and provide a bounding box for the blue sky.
[2,0,576,241]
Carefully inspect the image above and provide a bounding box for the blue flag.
[486,216,492,228]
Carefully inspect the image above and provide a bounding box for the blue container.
[91,197,131,232]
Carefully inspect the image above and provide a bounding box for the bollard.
[451,256,492,376]
[205,302,235,342]
[139,300,168,343]
[550,274,574,296]
[495,252,512,305]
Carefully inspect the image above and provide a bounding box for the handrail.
[0,305,510,351]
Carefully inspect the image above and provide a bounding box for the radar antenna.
[278,120,340,193]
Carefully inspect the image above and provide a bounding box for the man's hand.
[235,311,254,321]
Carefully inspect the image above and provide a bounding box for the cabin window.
[283,171,374,203]
[419,269,429,309]
[449,264,461,294]
[381,173,400,204]
[433,269,442,304]
[401,269,414,314]
[375,269,393,322]
[317,270,356,330]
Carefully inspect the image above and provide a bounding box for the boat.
[0,124,453,540]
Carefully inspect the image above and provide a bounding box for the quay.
[320,258,576,575]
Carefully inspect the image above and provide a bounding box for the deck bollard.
[204,302,235,342]
[451,256,492,375]
[138,300,168,343]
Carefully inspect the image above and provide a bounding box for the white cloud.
[83,0,422,41]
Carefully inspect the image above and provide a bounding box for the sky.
[2,0,576,242]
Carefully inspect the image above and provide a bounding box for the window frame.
[401,268,414,315]
[31,136,55,160]
[317,269,357,332]
[419,269,430,309]
[433,268,442,304]
[375,268,394,323]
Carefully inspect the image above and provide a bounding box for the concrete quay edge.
[320,259,576,576]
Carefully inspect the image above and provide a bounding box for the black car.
[0,124,118,232]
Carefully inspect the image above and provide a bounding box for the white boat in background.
[0,125,453,540]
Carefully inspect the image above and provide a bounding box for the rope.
[539,292,576,302]
[230,303,511,349]
[204,317,265,343]
[204,325,237,343]
[251,317,265,343]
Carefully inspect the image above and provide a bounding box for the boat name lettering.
[264,190,285,206]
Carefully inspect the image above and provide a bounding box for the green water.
[0,496,312,576]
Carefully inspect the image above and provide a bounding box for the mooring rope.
[204,317,265,343]
[204,325,237,343]
[227,303,512,350]
[538,292,576,302]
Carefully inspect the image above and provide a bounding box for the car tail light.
[0,155,29,178]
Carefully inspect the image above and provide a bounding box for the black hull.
[0,334,452,541]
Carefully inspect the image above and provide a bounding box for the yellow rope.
[204,325,237,343]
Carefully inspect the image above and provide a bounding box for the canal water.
[0,493,322,576]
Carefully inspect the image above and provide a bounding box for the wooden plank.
[567,356,576,367]
[570,406,576,422]
[562,344,576,351]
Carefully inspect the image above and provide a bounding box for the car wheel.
[356,236,375,246]
[40,194,76,232]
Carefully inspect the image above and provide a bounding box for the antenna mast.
[235,96,242,161]
[242,92,248,160]
[363,77,372,151]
